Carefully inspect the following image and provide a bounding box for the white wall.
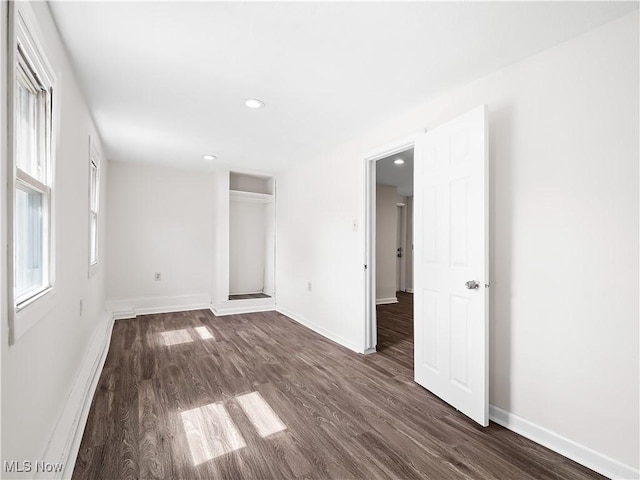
[229,200,267,294]
[1,1,109,474]
[275,148,364,351]
[276,12,638,474]
[376,184,398,302]
[106,161,213,311]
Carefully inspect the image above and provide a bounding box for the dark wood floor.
[228,293,272,300]
[73,294,604,480]
[376,291,414,370]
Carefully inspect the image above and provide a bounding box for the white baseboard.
[112,310,136,320]
[38,312,115,480]
[210,304,277,316]
[489,404,639,480]
[276,306,363,354]
[376,297,398,305]
[405,288,414,293]
[108,293,211,318]
[364,347,377,355]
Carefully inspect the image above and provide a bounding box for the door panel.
[414,105,488,426]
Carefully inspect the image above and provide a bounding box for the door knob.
[465,280,480,290]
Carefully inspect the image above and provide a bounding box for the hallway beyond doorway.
[376,291,413,370]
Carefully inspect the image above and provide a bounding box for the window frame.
[14,172,51,305]
[7,3,58,345]
[88,137,101,277]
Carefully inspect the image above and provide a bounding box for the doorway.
[375,149,414,365]
[364,139,415,355]
[364,106,489,426]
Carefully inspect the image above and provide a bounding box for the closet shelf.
[230,190,274,204]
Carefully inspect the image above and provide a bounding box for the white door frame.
[363,134,418,354]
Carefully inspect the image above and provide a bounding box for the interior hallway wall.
[376,184,399,303]
[276,12,639,472]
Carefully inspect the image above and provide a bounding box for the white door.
[413,105,489,426]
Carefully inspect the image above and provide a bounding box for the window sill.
[12,287,57,344]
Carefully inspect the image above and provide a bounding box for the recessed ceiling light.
[394,158,405,165]
[202,154,216,161]
[244,98,265,109]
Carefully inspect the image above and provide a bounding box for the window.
[89,141,100,271]
[14,35,53,307]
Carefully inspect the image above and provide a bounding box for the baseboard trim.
[376,297,398,305]
[38,312,115,480]
[489,404,639,480]
[405,288,414,293]
[135,302,210,316]
[210,304,276,316]
[276,306,363,354]
[108,294,211,319]
[112,310,136,320]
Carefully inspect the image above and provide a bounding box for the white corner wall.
[1,2,110,476]
[376,184,398,302]
[276,12,638,477]
[106,161,214,313]
[211,169,230,308]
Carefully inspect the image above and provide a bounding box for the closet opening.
[228,172,275,302]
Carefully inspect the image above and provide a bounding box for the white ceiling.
[377,149,414,197]
[48,2,637,174]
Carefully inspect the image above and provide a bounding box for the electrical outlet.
[307,282,312,291]
[79,300,83,316]
[154,272,162,281]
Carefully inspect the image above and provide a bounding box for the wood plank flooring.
[228,293,272,300]
[73,294,604,479]
[376,291,414,372]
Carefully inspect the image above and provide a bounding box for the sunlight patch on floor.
[194,326,214,340]
[236,391,287,438]
[161,329,193,346]
[181,403,246,465]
